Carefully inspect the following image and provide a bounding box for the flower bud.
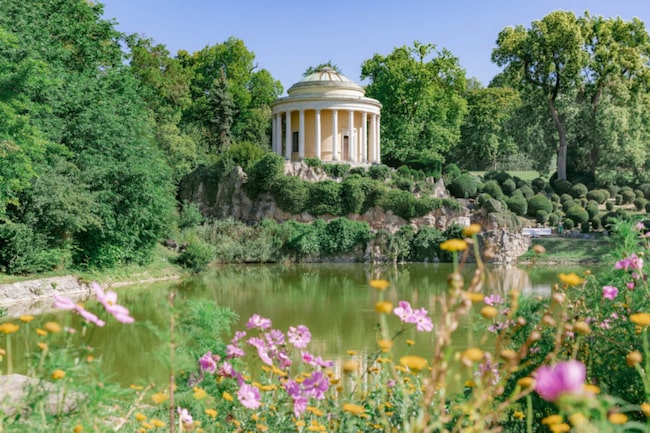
[480,306,498,319]
[626,350,642,367]
[573,321,591,335]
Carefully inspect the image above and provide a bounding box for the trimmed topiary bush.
[634,198,648,211]
[547,213,560,227]
[638,183,650,199]
[563,218,575,230]
[580,221,590,233]
[591,216,601,230]
[615,195,623,206]
[621,189,636,204]
[560,193,573,204]
[535,210,549,225]
[635,189,645,199]
[368,164,392,181]
[645,201,650,213]
[501,178,517,196]
[482,180,504,201]
[532,177,546,193]
[323,163,350,178]
[507,195,528,216]
[585,200,600,221]
[606,200,615,211]
[586,189,607,204]
[448,174,478,199]
[443,163,462,182]
[518,185,534,200]
[527,194,553,217]
[569,183,588,198]
[553,179,572,195]
[566,205,589,225]
[550,193,560,203]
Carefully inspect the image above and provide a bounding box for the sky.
[100,1,650,94]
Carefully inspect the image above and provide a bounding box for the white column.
[361,111,368,163]
[315,109,321,159]
[332,109,338,161]
[275,113,282,155]
[285,111,292,160]
[376,115,381,163]
[348,110,354,162]
[371,114,378,163]
[299,109,305,160]
[271,113,276,154]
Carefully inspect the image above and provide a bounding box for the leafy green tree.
[361,41,467,166]
[493,11,650,182]
[454,85,521,170]
[303,61,341,75]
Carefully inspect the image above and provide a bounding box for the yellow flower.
[295,420,306,427]
[463,292,485,303]
[347,350,357,355]
[400,355,428,372]
[374,301,393,314]
[406,339,415,346]
[573,321,591,334]
[462,223,481,237]
[19,315,34,323]
[307,406,324,416]
[542,414,563,425]
[377,339,393,351]
[549,423,571,433]
[480,306,498,319]
[627,350,643,367]
[608,413,628,425]
[222,391,233,401]
[256,424,268,432]
[193,387,208,400]
[151,419,165,428]
[36,328,47,336]
[342,403,365,415]
[73,425,83,433]
[130,384,144,390]
[517,377,535,389]
[205,408,217,418]
[141,422,153,429]
[640,402,650,416]
[135,413,147,421]
[343,359,358,374]
[630,313,650,327]
[369,279,390,291]
[460,348,484,365]
[0,323,19,334]
[583,383,600,395]
[44,322,62,334]
[440,239,468,252]
[568,413,587,426]
[37,342,48,351]
[51,369,66,380]
[558,273,584,286]
[151,392,168,404]
[513,411,525,420]
[500,349,517,361]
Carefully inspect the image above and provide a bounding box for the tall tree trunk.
[549,99,567,180]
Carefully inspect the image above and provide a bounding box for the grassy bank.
[518,235,613,264]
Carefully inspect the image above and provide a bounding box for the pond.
[9,263,593,389]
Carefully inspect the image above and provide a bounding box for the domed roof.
[287,67,365,97]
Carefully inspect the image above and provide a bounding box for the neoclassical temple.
[270,67,382,164]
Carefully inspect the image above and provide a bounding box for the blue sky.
[100,1,650,94]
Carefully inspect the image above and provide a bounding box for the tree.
[303,61,341,76]
[361,41,467,167]
[454,85,521,170]
[492,11,650,182]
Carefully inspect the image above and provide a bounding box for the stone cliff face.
[178,162,530,263]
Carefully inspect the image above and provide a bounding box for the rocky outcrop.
[479,229,531,264]
[0,374,84,416]
[0,277,91,317]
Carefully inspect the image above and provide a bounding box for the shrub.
[322,163,350,178]
[532,177,546,193]
[0,223,64,274]
[566,205,589,225]
[246,153,285,198]
[518,185,534,200]
[482,198,505,214]
[562,199,576,213]
[560,193,573,204]
[348,166,367,177]
[585,200,600,221]
[379,189,436,220]
[501,178,517,196]
[586,189,607,204]
[591,216,601,230]
[535,210,549,225]
[606,200,615,211]
[580,221,590,233]
[284,219,324,256]
[622,189,636,204]
[271,176,309,214]
[552,179,572,195]
[547,213,560,227]
[635,189,645,199]
[638,183,650,199]
[340,176,366,215]
[448,174,478,199]
[393,176,414,192]
[223,141,266,171]
[409,226,445,262]
[306,181,342,215]
[634,198,648,211]
[550,193,560,203]
[178,201,204,230]
[615,195,623,205]
[320,218,371,255]
[645,201,650,213]
[563,218,575,230]
[303,158,322,168]
[484,170,512,184]
[569,182,588,198]
[506,195,528,216]
[368,164,392,181]
[527,194,553,217]
[175,235,216,273]
[481,180,504,201]
[443,163,461,181]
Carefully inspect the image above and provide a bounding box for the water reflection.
[9,263,594,387]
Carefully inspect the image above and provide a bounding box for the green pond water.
[9,263,592,388]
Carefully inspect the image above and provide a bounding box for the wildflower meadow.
[1,221,650,432]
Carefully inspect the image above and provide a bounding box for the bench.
[521,227,552,238]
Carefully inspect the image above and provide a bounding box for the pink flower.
[177,407,193,424]
[53,293,76,310]
[615,254,644,271]
[484,294,503,306]
[288,325,311,349]
[248,337,273,365]
[602,285,618,300]
[93,282,135,323]
[303,371,329,399]
[237,383,261,409]
[53,294,105,327]
[393,301,413,321]
[199,352,218,374]
[226,344,245,358]
[246,314,272,330]
[534,360,585,401]
[394,301,432,332]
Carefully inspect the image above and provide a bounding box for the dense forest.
[1,1,649,274]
